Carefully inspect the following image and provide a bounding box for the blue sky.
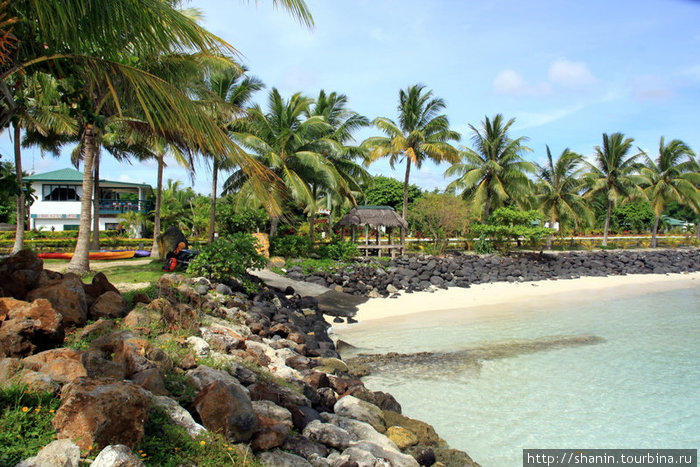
[3,0,700,195]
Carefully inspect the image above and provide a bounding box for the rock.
[152,395,206,438]
[76,319,115,340]
[283,435,329,461]
[21,348,87,383]
[343,441,419,467]
[248,381,311,408]
[304,371,330,389]
[434,447,480,467]
[405,446,437,467]
[16,369,56,392]
[156,226,188,260]
[0,297,64,357]
[91,444,145,467]
[193,380,258,442]
[0,249,43,300]
[16,439,81,467]
[81,350,127,380]
[269,256,286,268]
[131,292,151,305]
[334,395,386,433]
[186,336,210,358]
[83,273,120,307]
[26,274,88,327]
[90,291,127,319]
[373,391,402,413]
[302,419,353,450]
[194,284,209,295]
[314,357,348,374]
[251,414,289,451]
[215,283,233,295]
[386,284,399,294]
[386,426,418,449]
[259,449,313,467]
[131,367,168,395]
[382,410,443,447]
[320,413,399,453]
[0,357,21,386]
[121,306,160,329]
[112,336,156,377]
[199,325,245,353]
[186,365,240,391]
[52,377,151,450]
[252,400,294,430]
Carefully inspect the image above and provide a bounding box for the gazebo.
[335,206,408,258]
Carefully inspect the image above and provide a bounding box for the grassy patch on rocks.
[0,385,61,466]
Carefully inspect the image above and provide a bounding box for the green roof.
[25,168,151,189]
[25,168,83,182]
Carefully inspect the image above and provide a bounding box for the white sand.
[333,272,700,330]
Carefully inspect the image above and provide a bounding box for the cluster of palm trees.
[3,1,698,273]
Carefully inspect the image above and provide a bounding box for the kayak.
[38,250,136,260]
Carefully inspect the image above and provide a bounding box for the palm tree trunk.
[602,199,612,246]
[90,152,100,250]
[151,153,164,258]
[270,215,279,237]
[546,216,555,250]
[309,186,317,242]
[482,195,492,223]
[697,217,700,240]
[401,159,412,245]
[11,123,25,254]
[208,158,218,245]
[68,124,98,274]
[651,215,660,248]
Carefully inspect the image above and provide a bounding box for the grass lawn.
[43,258,167,284]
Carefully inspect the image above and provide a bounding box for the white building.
[25,168,152,232]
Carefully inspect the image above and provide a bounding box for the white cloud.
[512,103,586,130]
[548,59,598,89]
[627,75,674,101]
[493,69,551,96]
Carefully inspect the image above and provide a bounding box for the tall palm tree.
[583,132,642,246]
[304,90,370,239]
[445,114,534,221]
[3,0,312,273]
[228,88,349,237]
[9,72,76,253]
[363,84,460,238]
[534,146,592,248]
[196,65,264,244]
[637,137,699,247]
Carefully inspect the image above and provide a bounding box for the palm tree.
[445,114,534,221]
[363,84,460,240]
[304,90,370,239]
[534,146,592,248]
[9,73,76,253]
[228,88,349,237]
[196,65,264,244]
[637,138,699,247]
[3,1,312,273]
[583,132,642,246]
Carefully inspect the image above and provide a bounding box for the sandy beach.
[332,271,700,331]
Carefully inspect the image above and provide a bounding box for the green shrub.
[0,385,61,466]
[474,236,495,254]
[270,235,313,258]
[187,234,267,286]
[318,240,359,260]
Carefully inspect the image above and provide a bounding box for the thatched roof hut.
[335,206,407,257]
[335,206,408,229]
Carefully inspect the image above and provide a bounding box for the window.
[42,184,82,201]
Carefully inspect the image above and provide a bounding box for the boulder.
[302,419,353,450]
[156,226,188,260]
[83,272,120,307]
[252,400,294,430]
[0,298,64,357]
[373,391,402,413]
[15,439,81,467]
[81,350,128,380]
[152,395,206,438]
[121,306,160,329]
[0,249,44,300]
[52,377,151,450]
[112,336,156,377]
[193,380,258,442]
[199,324,246,353]
[186,365,240,391]
[89,291,127,319]
[342,441,419,467]
[131,367,167,395]
[333,395,386,433]
[0,357,21,386]
[251,414,289,451]
[21,348,87,383]
[76,319,115,341]
[282,435,329,461]
[27,274,88,327]
[91,445,145,467]
[258,449,313,467]
[434,447,480,467]
[16,369,56,392]
[320,413,398,453]
[386,426,418,449]
[382,410,443,447]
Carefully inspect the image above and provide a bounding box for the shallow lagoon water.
[335,286,700,467]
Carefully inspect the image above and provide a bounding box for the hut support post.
[365,224,369,257]
[376,227,381,258]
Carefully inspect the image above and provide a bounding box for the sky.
[3,0,700,196]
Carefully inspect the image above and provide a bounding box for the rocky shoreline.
[0,250,477,467]
[285,249,700,301]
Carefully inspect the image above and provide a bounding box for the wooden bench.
[357,244,405,258]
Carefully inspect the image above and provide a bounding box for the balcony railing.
[98,199,152,214]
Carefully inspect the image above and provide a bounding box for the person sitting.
[163,241,190,271]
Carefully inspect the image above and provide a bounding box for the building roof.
[335,206,408,229]
[25,168,152,190]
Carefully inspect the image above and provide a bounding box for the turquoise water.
[335,286,700,467]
